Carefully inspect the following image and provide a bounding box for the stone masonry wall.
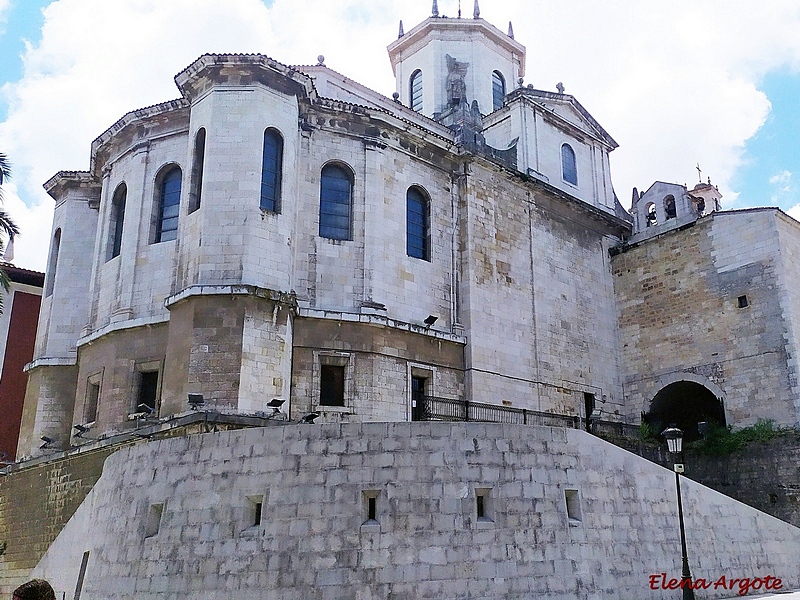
[685,433,800,528]
[0,447,113,596]
[291,317,464,421]
[29,423,800,599]
[612,210,797,427]
[461,160,624,417]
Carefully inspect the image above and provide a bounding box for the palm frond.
[0,209,19,239]
[0,153,10,186]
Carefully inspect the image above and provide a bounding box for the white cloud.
[5,0,800,270]
[0,181,52,270]
[769,170,794,204]
[770,170,792,186]
[787,203,800,222]
[0,0,10,30]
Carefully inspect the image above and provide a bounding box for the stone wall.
[28,423,800,599]
[684,433,800,528]
[461,160,625,417]
[0,446,113,595]
[612,209,799,427]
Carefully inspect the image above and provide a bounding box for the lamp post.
[662,427,695,600]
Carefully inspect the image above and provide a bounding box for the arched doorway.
[645,381,726,442]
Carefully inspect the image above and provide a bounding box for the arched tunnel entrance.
[644,381,726,442]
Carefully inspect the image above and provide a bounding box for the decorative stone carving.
[445,54,469,107]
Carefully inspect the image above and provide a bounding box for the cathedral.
[20,0,632,456]
[5,2,800,598]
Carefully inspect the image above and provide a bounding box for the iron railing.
[591,419,640,438]
[415,396,581,429]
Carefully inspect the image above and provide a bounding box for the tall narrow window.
[45,228,61,297]
[320,365,345,407]
[561,143,577,186]
[664,195,676,220]
[84,374,101,424]
[260,128,283,212]
[155,166,182,243]
[410,69,423,112]
[137,371,159,414]
[411,375,426,421]
[319,164,353,240]
[492,70,506,110]
[108,183,126,260]
[565,489,582,523]
[406,187,430,260]
[188,128,205,214]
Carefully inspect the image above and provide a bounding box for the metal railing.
[590,419,640,438]
[415,396,581,429]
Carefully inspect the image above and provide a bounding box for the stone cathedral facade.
[19,5,632,458]
[17,3,800,457]
[8,4,800,599]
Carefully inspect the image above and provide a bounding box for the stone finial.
[556,82,565,94]
[473,0,480,18]
[508,21,515,38]
[398,20,404,37]
[631,187,639,209]
[517,77,524,89]
[432,0,439,17]
[317,55,325,66]
[392,92,400,103]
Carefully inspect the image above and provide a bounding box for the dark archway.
[645,381,726,442]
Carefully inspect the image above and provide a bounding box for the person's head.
[12,579,55,600]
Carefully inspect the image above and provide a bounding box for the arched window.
[561,143,577,186]
[261,128,283,212]
[664,195,676,220]
[45,228,61,297]
[188,128,205,214]
[406,187,430,261]
[108,183,126,260]
[492,70,506,111]
[155,166,182,243]
[645,202,658,227]
[319,164,353,240]
[410,70,423,112]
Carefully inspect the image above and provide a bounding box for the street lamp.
[662,427,695,600]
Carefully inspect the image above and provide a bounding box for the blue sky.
[3,0,800,271]
[732,70,800,207]
[0,1,46,121]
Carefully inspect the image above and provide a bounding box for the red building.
[0,263,44,461]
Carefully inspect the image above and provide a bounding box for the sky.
[3,0,800,271]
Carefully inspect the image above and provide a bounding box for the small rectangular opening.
[246,495,264,529]
[475,488,492,522]
[362,490,380,525]
[737,295,749,308]
[565,489,582,523]
[145,503,164,538]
